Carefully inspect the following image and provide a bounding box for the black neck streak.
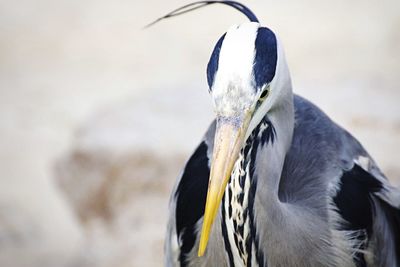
[222,116,275,266]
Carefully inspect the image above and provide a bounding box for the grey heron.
[149,1,400,266]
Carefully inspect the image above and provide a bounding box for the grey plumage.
[160,2,400,267]
[166,95,400,267]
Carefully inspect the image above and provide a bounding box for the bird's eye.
[255,87,269,109]
[259,87,270,101]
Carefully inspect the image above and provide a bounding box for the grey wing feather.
[280,95,400,266]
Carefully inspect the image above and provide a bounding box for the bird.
[147,1,400,266]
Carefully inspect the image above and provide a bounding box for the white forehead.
[212,22,260,116]
[215,22,259,90]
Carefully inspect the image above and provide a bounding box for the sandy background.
[0,0,399,266]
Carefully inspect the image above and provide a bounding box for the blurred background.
[0,0,399,266]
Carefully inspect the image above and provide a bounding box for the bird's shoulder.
[287,95,399,210]
[286,95,400,266]
[165,122,215,266]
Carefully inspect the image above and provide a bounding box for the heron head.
[207,22,281,131]
[199,22,286,256]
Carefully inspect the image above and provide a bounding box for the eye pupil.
[260,89,269,99]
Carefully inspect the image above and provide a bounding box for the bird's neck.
[221,89,294,266]
[259,61,295,198]
[226,68,295,212]
[257,97,294,200]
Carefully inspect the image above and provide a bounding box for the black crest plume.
[144,1,259,28]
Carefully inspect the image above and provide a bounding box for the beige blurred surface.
[0,0,399,266]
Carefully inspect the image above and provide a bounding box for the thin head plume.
[143,1,259,29]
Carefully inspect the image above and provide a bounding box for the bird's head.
[207,22,280,137]
[199,22,290,255]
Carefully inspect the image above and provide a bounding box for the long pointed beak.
[198,114,251,256]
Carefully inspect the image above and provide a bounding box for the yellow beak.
[198,114,251,256]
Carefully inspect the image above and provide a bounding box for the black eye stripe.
[207,33,226,90]
[253,27,277,90]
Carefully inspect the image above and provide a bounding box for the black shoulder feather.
[175,141,210,265]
